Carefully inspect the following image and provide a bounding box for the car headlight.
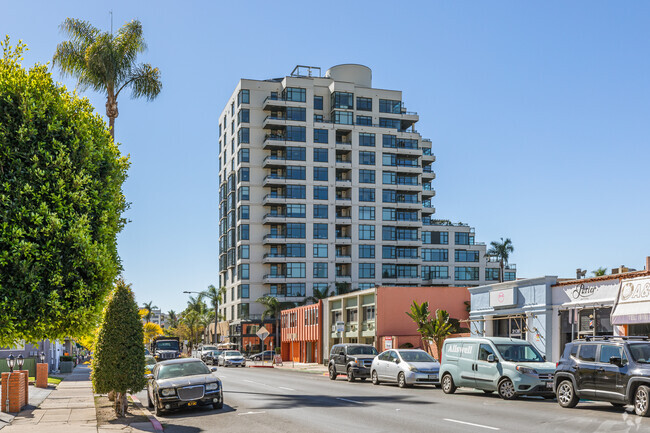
[407,365,419,372]
[516,366,538,377]
[206,382,219,391]
[353,359,360,366]
[160,388,176,397]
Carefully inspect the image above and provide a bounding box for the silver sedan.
[371,349,440,388]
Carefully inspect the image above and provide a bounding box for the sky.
[3,1,650,313]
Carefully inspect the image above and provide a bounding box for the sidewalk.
[2,364,156,433]
[272,362,328,375]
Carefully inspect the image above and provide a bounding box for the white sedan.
[218,350,246,367]
[371,349,440,388]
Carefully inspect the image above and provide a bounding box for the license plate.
[428,375,438,380]
[545,382,553,389]
[187,401,197,407]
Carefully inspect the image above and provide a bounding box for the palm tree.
[257,296,297,349]
[592,267,607,277]
[430,309,453,362]
[166,310,179,329]
[200,285,225,344]
[181,310,201,352]
[406,301,433,354]
[186,296,206,315]
[53,18,162,140]
[486,237,514,283]
[303,286,332,305]
[142,301,157,323]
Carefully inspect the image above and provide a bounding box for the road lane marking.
[336,397,363,404]
[443,419,500,431]
[243,379,275,388]
[278,386,295,391]
[237,411,266,416]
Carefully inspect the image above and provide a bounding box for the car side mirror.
[487,354,496,363]
[211,366,218,372]
[394,358,400,364]
[339,352,345,357]
[145,374,154,380]
[610,356,623,367]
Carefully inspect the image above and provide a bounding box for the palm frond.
[126,63,162,100]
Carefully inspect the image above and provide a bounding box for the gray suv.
[328,344,378,382]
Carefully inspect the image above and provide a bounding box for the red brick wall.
[1,372,27,413]
[36,364,48,389]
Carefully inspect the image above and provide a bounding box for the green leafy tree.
[166,310,179,329]
[142,301,157,323]
[406,301,433,354]
[199,285,225,344]
[91,279,145,417]
[0,37,129,346]
[53,18,162,140]
[486,237,515,282]
[257,295,297,349]
[406,302,454,361]
[592,267,607,277]
[430,309,453,362]
[181,310,201,352]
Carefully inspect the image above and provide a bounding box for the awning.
[611,277,650,325]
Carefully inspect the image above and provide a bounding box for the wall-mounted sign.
[489,288,517,308]
[612,277,650,325]
[385,336,393,349]
[553,279,620,306]
[335,321,345,333]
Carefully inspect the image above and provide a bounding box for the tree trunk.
[114,391,127,417]
[105,95,118,141]
[499,260,504,283]
[108,390,115,401]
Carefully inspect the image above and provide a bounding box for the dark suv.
[328,344,378,382]
[554,336,650,416]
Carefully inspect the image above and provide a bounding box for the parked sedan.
[248,350,275,361]
[202,350,223,365]
[146,358,223,416]
[371,349,440,388]
[218,350,246,367]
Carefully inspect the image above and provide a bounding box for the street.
[136,367,650,433]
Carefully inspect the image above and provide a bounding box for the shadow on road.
[450,390,557,403]
[159,403,238,420]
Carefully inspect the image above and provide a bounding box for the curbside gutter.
[129,393,164,431]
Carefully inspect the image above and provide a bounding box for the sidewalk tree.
[91,279,145,417]
[257,295,297,349]
[430,309,453,362]
[0,37,129,346]
[199,285,225,344]
[53,18,162,140]
[486,238,514,282]
[406,301,434,355]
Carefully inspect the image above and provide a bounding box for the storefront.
[551,277,621,361]
[612,275,650,335]
[469,277,556,358]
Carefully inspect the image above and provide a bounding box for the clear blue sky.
[3,1,650,313]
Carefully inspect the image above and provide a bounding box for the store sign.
[612,277,650,325]
[489,288,516,308]
[385,337,393,349]
[619,278,650,302]
[555,280,620,305]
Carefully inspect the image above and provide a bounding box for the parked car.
[249,350,275,361]
[218,350,246,367]
[197,345,219,360]
[145,355,157,375]
[440,337,556,400]
[145,358,222,416]
[371,349,440,388]
[203,350,223,366]
[554,336,650,416]
[328,344,378,382]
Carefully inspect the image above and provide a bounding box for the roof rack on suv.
[582,335,649,341]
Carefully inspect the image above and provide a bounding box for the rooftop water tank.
[325,64,372,87]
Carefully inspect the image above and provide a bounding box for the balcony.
[262,213,288,224]
[263,274,287,283]
[262,115,288,129]
[262,155,290,167]
[262,234,287,244]
[422,167,436,179]
[263,194,287,205]
[335,158,352,165]
[263,134,288,149]
[262,95,305,110]
[262,253,287,263]
[335,141,352,148]
[334,254,352,262]
[422,188,436,198]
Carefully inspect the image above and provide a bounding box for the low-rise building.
[280,302,322,363]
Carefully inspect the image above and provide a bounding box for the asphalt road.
[136,366,650,433]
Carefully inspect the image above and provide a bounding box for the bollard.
[1,372,26,413]
[18,370,28,404]
[36,364,49,389]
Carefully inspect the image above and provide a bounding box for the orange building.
[280,302,321,363]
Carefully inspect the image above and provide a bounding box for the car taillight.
[556,362,559,367]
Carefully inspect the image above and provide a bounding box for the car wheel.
[398,372,410,388]
[556,380,579,408]
[329,365,337,380]
[498,378,517,400]
[147,388,154,408]
[483,390,494,394]
[347,367,356,382]
[635,385,650,416]
[441,373,456,394]
[372,370,380,385]
[154,396,164,417]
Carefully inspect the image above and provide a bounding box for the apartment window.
[238,245,249,259]
[346,308,359,322]
[422,266,449,280]
[359,169,375,184]
[313,262,328,278]
[455,250,479,262]
[238,109,249,124]
[238,148,249,163]
[286,166,306,180]
[284,87,306,102]
[422,248,448,262]
[286,185,306,199]
[382,134,396,148]
[313,204,328,219]
[314,129,328,143]
[359,245,375,258]
[314,167,328,181]
[359,133,375,147]
[505,272,516,281]
[238,264,249,280]
[356,115,372,126]
[286,204,306,218]
[286,243,306,257]
[286,107,306,121]
[357,97,372,111]
[238,205,249,220]
[331,92,354,109]
[238,89,249,105]
[286,126,306,142]
[313,223,328,239]
[359,263,375,279]
[238,127,249,144]
[237,224,249,240]
[486,268,500,281]
[314,114,323,122]
[380,117,401,129]
[238,303,249,319]
[359,151,375,165]
[379,99,401,114]
[359,188,375,202]
[455,232,473,245]
[314,95,323,110]
[314,148,328,162]
[359,206,375,220]
[239,284,250,298]
[455,267,479,281]
[313,244,328,258]
[238,186,249,201]
[286,146,306,161]
[313,283,328,294]
[382,172,396,185]
[333,111,353,125]
[287,283,306,296]
[314,186,328,200]
[422,231,449,245]
[359,224,375,240]
[286,262,306,278]
[238,167,249,182]
[286,223,306,238]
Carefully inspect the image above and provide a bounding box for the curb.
[129,394,164,431]
[249,365,274,368]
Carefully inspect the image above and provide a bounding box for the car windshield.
[495,343,545,362]
[203,346,218,351]
[156,341,179,350]
[629,343,650,363]
[399,351,436,363]
[347,346,378,356]
[224,351,241,357]
[157,361,210,380]
[145,355,157,365]
[211,350,222,356]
